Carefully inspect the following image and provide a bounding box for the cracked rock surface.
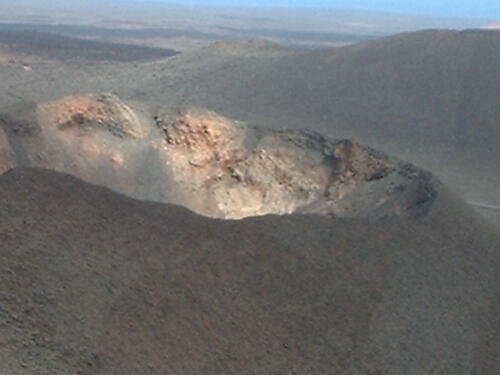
[157,108,436,219]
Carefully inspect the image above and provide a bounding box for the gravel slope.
[0,168,499,374]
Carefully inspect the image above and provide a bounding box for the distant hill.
[160,29,499,166]
[0,167,499,374]
[0,24,178,62]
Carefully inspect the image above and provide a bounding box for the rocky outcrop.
[37,93,145,139]
[0,127,14,174]
[156,109,436,219]
[9,94,162,200]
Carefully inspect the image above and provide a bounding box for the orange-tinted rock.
[156,109,436,219]
[37,93,145,139]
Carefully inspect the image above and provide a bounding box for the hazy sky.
[152,1,499,19]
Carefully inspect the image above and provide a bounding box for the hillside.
[136,29,500,225]
[0,167,499,374]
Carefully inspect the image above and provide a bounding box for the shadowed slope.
[0,27,178,62]
[0,167,499,374]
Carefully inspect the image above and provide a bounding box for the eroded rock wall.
[36,93,146,139]
[156,108,436,219]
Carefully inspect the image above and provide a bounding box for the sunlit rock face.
[155,109,436,219]
[0,127,14,174]
[0,93,170,201]
[37,93,145,139]
[29,94,166,200]
[1,93,437,220]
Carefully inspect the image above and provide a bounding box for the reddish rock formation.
[156,108,436,219]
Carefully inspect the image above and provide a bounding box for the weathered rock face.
[2,93,437,220]
[27,93,166,200]
[36,93,145,139]
[0,127,14,174]
[156,109,436,219]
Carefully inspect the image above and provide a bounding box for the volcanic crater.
[1,93,437,220]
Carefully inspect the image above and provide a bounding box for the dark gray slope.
[0,26,178,62]
[0,168,499,374]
